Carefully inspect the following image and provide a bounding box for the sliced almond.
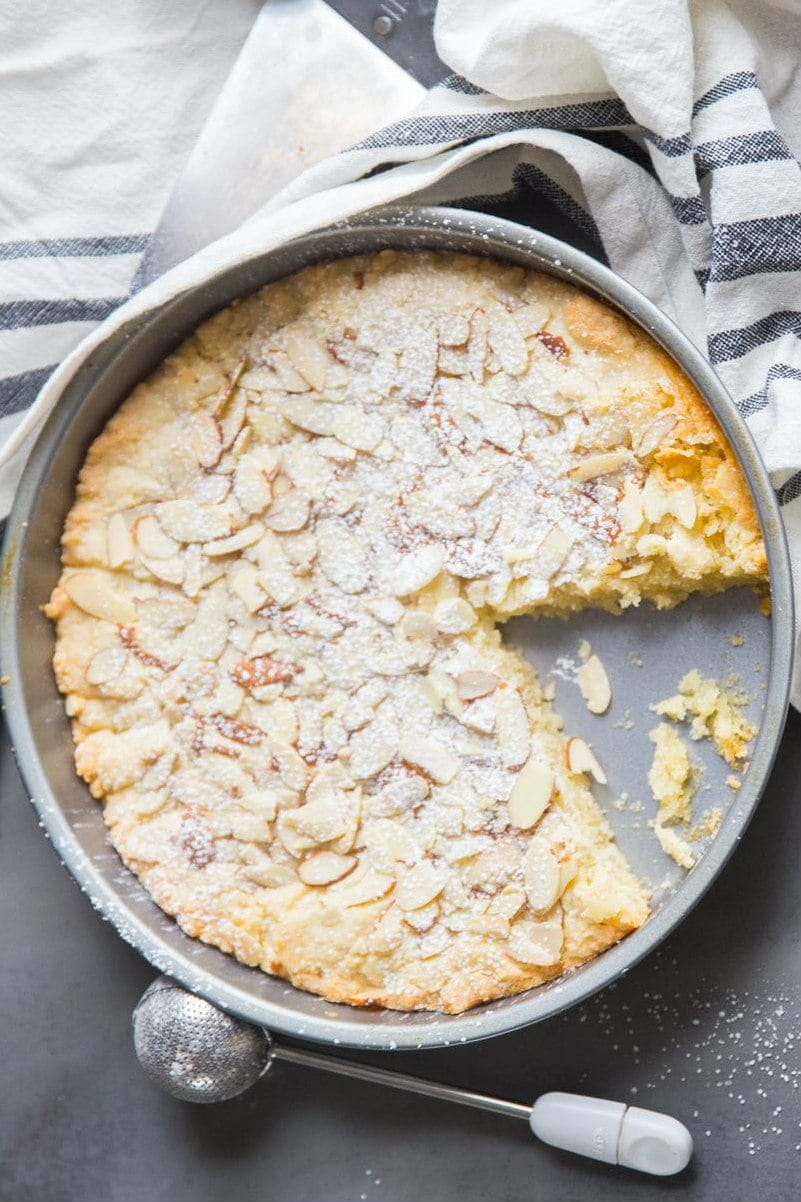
[267,349,311,393]
[503,545,535,565]
[233,456,272,515]
[463,393,523,452]
[182,543,203,597]
[528,391,574,418]
[194,474,231,506]
[578,410,631,450]
[495,689,531,768]
[558,857,578,896]
[577,654,612,715]
[219,389,247,450]
[180,581,228,660]
[362,818,416,873]
[285,327,331,391]
[316,437,358,464]
[619,561,653,579]
[232,424,252,457]
[317,522,370,594]
[467,308,488,381]
[389,544,445,597]
[566,736,608,784]
[403,900,440,932]
[203,523,263,557]
[395,862,447,911]
[459,696,495,734]
[85,645,129,685]
[438,346,468,377]
[434,598,476,634]
[534,526,574,581]
[139,553,185,586]
[331,406,383,452]
[298,851,357,887]
[370,905,404,951]
[524,838,561,913]
[230,565,267,613]
[305,761,355,802]
[438,313,470,347]
[489,887,527,921]
[276,799,347,857]
[106,513,135,568]
[241,850,298,888]
[508,758,554,830]
[365,596,404,626]
[634,412,677,458]
[399,734,458,784]
[487,312,529,376]
[568,450,632,482]
[257,557,300,608]
[63,571,137,625]
[398,323,438,401]
[618,480,644,534]
[455,670,499,700]
[192,410,223,469]
[231,656,300,689]
[348,720,399,780]
[273,743,310,792]
[507,914,564,966]
[155,501,232,543]
[278,397,337,436]
[336,867,395,907]
[133,515,180,560]
[400,611,438,641]
[264,490,310,532]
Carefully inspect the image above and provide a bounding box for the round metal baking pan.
[1,207,792,1049]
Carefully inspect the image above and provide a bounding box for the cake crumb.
[578,638,592,662]
[652,821,695,869]
[614,708,635,731]
[648,723,698,826]
[689,806,723,841]
[727,774,742,792]
[729,632,744,647]
[651,669,756,767]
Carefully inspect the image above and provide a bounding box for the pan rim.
[1,204,792,1049]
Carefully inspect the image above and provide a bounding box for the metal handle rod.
[273,1043,532,1122]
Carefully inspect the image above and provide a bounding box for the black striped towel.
[2,0,801,700]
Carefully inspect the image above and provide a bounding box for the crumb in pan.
[651,669,757,768]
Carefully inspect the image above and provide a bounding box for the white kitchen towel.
[2,0,801,698]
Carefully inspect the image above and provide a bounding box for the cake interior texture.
[46,251,767,1013]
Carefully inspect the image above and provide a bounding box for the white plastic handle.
[530,1092,693,1176]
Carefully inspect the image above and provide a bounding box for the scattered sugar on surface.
[566,973,800,1158]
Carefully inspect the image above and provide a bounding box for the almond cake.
[45,250,767,1013]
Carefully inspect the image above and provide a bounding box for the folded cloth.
[2,0,801,700]
[0,0,259,510]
